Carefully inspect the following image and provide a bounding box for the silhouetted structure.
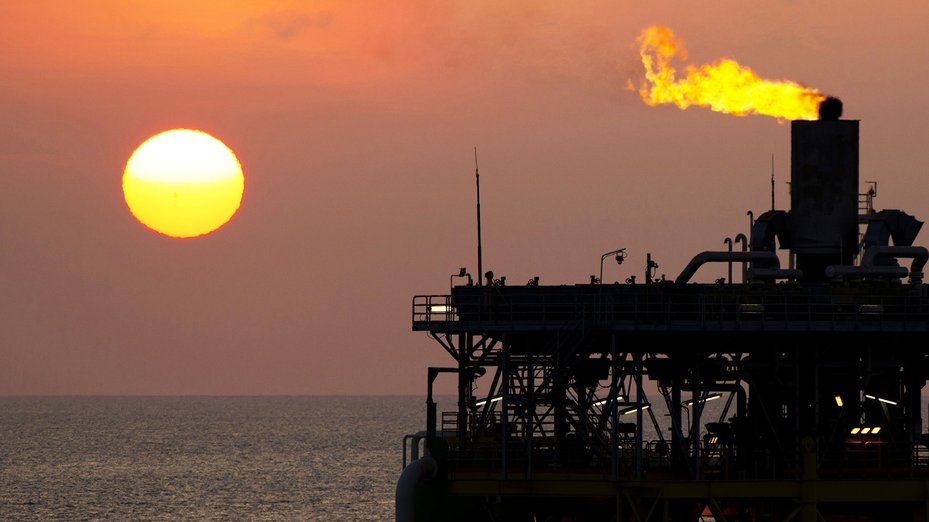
[398,112,929,521]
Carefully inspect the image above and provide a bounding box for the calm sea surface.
[0,396,430,521]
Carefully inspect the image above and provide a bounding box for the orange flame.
[635,26,825,120]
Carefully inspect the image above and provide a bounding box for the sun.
[122,129,244,238]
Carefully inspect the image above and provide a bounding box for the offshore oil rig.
[397,99,929,521]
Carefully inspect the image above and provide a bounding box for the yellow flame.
[635,26,825,120]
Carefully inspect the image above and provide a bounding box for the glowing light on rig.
[475,396,503,407]
[621,405,650,416]
[865,394,898,406]
[849,426,882,436]
[683,393,722,406]
[633,26,826,121]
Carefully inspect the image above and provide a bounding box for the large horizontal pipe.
[824,265,909,279]
[861,245,929,283]
[748,268,803,281]
[675,251,780,285]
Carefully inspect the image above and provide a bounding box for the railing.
[413,288,929,330]
[406,426,929,478]
[413,292,600,324]
[441,411,458,434]
[818,441,929,477]
[437,426,929,480]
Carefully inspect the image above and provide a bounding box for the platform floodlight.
[600,247,627,285]
[450,268,472,290]
[864,394,897,406]
[849,426,882,436]
[834,395,844,407]
[683,393,723,406]
[475,396,503,407]
[620,405,650,416]
[594,397,625,407]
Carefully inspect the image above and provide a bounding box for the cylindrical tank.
[790,119,859,279]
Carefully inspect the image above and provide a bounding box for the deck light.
[594,397,625,407]
[599,248,627,286]
[475,396,503,407]
[682,393,722,406]
[450,268,472,291]
[864,394,897,406]
[858,304,883,314]
[834,395,843,407]
[849,426,882,436]
[621,405,650,415]
[739,303,764,314]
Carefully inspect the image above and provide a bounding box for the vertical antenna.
[475,147,483,287]
[771,154,775,211]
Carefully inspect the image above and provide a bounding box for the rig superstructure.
[398,101,929,522]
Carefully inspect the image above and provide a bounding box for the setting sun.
[122,129,244,238]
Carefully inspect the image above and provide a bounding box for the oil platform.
[397,99,929,522]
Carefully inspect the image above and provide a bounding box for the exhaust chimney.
[818,96,843,121]
[790,101,858,280]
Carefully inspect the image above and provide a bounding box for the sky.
[2,1,928,395]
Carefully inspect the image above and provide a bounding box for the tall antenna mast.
[475,147,483,287]
[771,154,775,211]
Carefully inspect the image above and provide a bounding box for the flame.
[635,26,825,120]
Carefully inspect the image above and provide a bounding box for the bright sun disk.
[122,129,244,238]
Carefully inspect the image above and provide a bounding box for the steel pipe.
[675,251,780,285]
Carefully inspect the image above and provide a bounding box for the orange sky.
[2,1,929,395]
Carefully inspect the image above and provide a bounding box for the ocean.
[0,395,733,521]
[0,396,427,521]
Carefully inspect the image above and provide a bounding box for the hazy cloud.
[264,10,333,41]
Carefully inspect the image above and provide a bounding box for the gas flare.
[635,26,826,120]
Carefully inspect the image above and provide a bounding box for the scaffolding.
[407,283,929,521]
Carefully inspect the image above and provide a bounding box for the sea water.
[0,396,425,521]
[0,395,730,521]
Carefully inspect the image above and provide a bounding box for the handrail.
[413,288,929,329]
[675,251,780,284]
[439,432,929,479]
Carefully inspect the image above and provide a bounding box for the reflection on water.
[0,396,423,521]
